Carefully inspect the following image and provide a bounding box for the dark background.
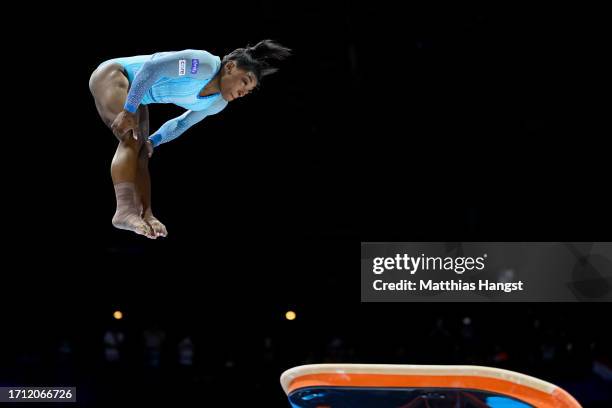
[3,2,610,407]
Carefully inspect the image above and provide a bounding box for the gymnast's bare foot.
[143,210,168,238]
[112,210,156,239]
[112,182,156,239]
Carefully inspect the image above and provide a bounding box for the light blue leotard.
[99,49,228,148]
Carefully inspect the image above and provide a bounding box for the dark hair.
[222,39,292,86]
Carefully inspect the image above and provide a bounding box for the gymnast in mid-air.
[89,40,291,239]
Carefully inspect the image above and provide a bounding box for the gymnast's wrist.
[148,133,162,148]
[123,103,138,114]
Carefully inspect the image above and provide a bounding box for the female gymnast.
[89,40,291,239]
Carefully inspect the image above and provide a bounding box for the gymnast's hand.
[111,110,139,141]
[145,140,154,158]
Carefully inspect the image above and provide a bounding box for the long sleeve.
[124,49,219,113]
[148,97,228,147]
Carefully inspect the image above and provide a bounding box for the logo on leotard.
[191,59,199,74]
[178,59,186,76]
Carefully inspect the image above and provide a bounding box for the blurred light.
[463,317,471,325]
[113,310,123,320]
[285,310,296,321]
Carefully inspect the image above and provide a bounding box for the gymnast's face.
[220,61,258,102]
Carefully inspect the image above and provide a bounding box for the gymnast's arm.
[111,49,218,140]
[148,98,228,149]
[124,49,218,113]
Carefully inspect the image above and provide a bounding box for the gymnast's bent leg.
[89,62,155,238]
